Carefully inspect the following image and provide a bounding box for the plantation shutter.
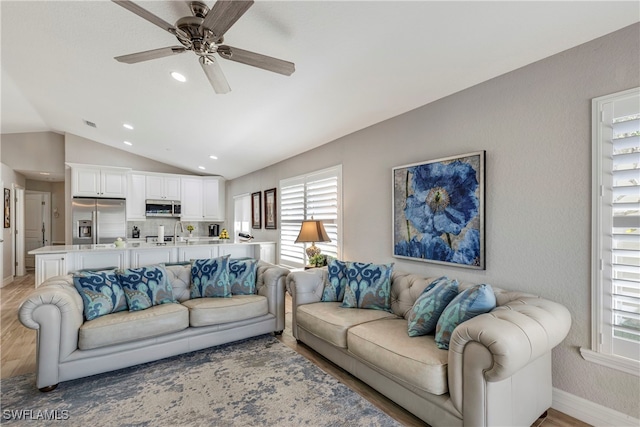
[279,166,342,268]
[594,88,640,362]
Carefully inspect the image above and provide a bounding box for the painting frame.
[264,188,277,230]
[4,188,10,228]
[392,151,485,269]
[251,191,262,229]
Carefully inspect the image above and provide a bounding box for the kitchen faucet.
[174,221,184,243]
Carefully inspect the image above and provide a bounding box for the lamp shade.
[295,220,331,244]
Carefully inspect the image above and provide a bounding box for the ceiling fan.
[112,0,295,94]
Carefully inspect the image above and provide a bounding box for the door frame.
[13,185,25,276]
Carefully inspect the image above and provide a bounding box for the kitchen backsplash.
[127,218,225,239]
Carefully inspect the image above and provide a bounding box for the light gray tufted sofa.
[19,260,289,391]
[287,268,571,427]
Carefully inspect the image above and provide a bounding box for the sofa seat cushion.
[79,303,188,350]
[296,302,397,348]
[182,295,268,327]
[347,318,449,395]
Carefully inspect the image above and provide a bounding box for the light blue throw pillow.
[341,262,394,311]
[229,258,258,295]
[73,269,127,321]
[407,277,459,337]
[190,255,231,298]
[321,259,348,302]
[435,284,496,349]
[118,264,176,311]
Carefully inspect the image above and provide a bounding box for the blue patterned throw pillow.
[73,269,127,321]
[322,259,348,302]
[191,255,231,298]
[229,258,258,295]
[341,262,394,311]
[435,284,496,349]
[407,277,458,337]
[117,264,176,311]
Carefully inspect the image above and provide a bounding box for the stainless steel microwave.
[145,200,181,217]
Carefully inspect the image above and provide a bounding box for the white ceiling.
[2,1,638,180]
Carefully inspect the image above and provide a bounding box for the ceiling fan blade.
[200,56,231,94]
[217,45,295,76]
[112,0,176,34]
[115,46,187,64]
[201,0,254,40]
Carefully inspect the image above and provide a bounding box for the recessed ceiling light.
[198,166,206,170]
[39,172,50,176]
[123,123,134,130]
[123,141,133,146]
[209,155,218,160]
[171,71,186,82]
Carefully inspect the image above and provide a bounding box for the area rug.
[0,335,402,426]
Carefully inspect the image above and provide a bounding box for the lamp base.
[305,244,321,258]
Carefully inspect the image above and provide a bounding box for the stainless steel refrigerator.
[72,198,126,245]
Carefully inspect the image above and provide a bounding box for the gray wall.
[226,24,640,418]
[1,132,65,175]
[1,163,26,284]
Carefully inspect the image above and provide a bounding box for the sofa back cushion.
[163,262,192,302]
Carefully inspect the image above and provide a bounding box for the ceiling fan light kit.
[112,0,295,94]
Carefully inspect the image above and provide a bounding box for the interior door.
[25,192,49,269]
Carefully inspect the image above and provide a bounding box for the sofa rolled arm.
[447,296,571,413]
[286,269,325,306]
[256,261,290,332]
[18,276,85,390]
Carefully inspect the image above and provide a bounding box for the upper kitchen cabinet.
[126,173,146,221]
[70,164,129,198]
[146,174,181,200]
[180,176,225,222]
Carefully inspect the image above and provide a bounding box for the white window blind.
[589,87,640,369]
[279,166,342,268]
[233,194,251,239]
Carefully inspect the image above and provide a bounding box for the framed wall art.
[251,191,262,229]
[392,151,485,269]
[264,188,277,230]
[4,188,10,228]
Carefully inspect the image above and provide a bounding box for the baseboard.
[2,276,14,288]
[553,388,640,427]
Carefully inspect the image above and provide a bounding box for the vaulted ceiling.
[2,1,638,179]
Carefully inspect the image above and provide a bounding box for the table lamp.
[295,219,331,265]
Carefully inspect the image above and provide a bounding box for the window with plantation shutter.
[583,87,640,375]
[279,166,342,268]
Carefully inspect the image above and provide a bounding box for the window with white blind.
[233,194,251,240]
[582,87,640,375]
[279,166,342,268]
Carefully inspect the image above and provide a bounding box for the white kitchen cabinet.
[180,176,226,221]
[178,245,219,261]
[219,244,255,259]
[180,177,203,221]
[146,174,181,200]
[72,250,128,272]
[71,166,128,198]
[202,177,226,221]
[127,173,146,221]
[130,248,177,267]
[259,242,276,264]
[35,254,67,287]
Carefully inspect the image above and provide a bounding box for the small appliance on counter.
[209,224,220,237]
[132,226,140,239]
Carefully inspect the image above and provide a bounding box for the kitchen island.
[29,240,276,287]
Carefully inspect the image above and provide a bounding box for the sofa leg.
[274,330,283,336]
[39,384,58,393]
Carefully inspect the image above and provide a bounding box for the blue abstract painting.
[393,151,485,269]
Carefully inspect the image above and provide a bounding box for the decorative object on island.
[392,151,485,269]
[264,188,277,230]
[219,228,230,239]
[295,219,331,266]
[4,188,10,228]
[251,191,262,229]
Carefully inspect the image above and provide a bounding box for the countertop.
[29,240,270,255]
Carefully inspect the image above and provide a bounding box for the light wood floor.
[1,274,589,427]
